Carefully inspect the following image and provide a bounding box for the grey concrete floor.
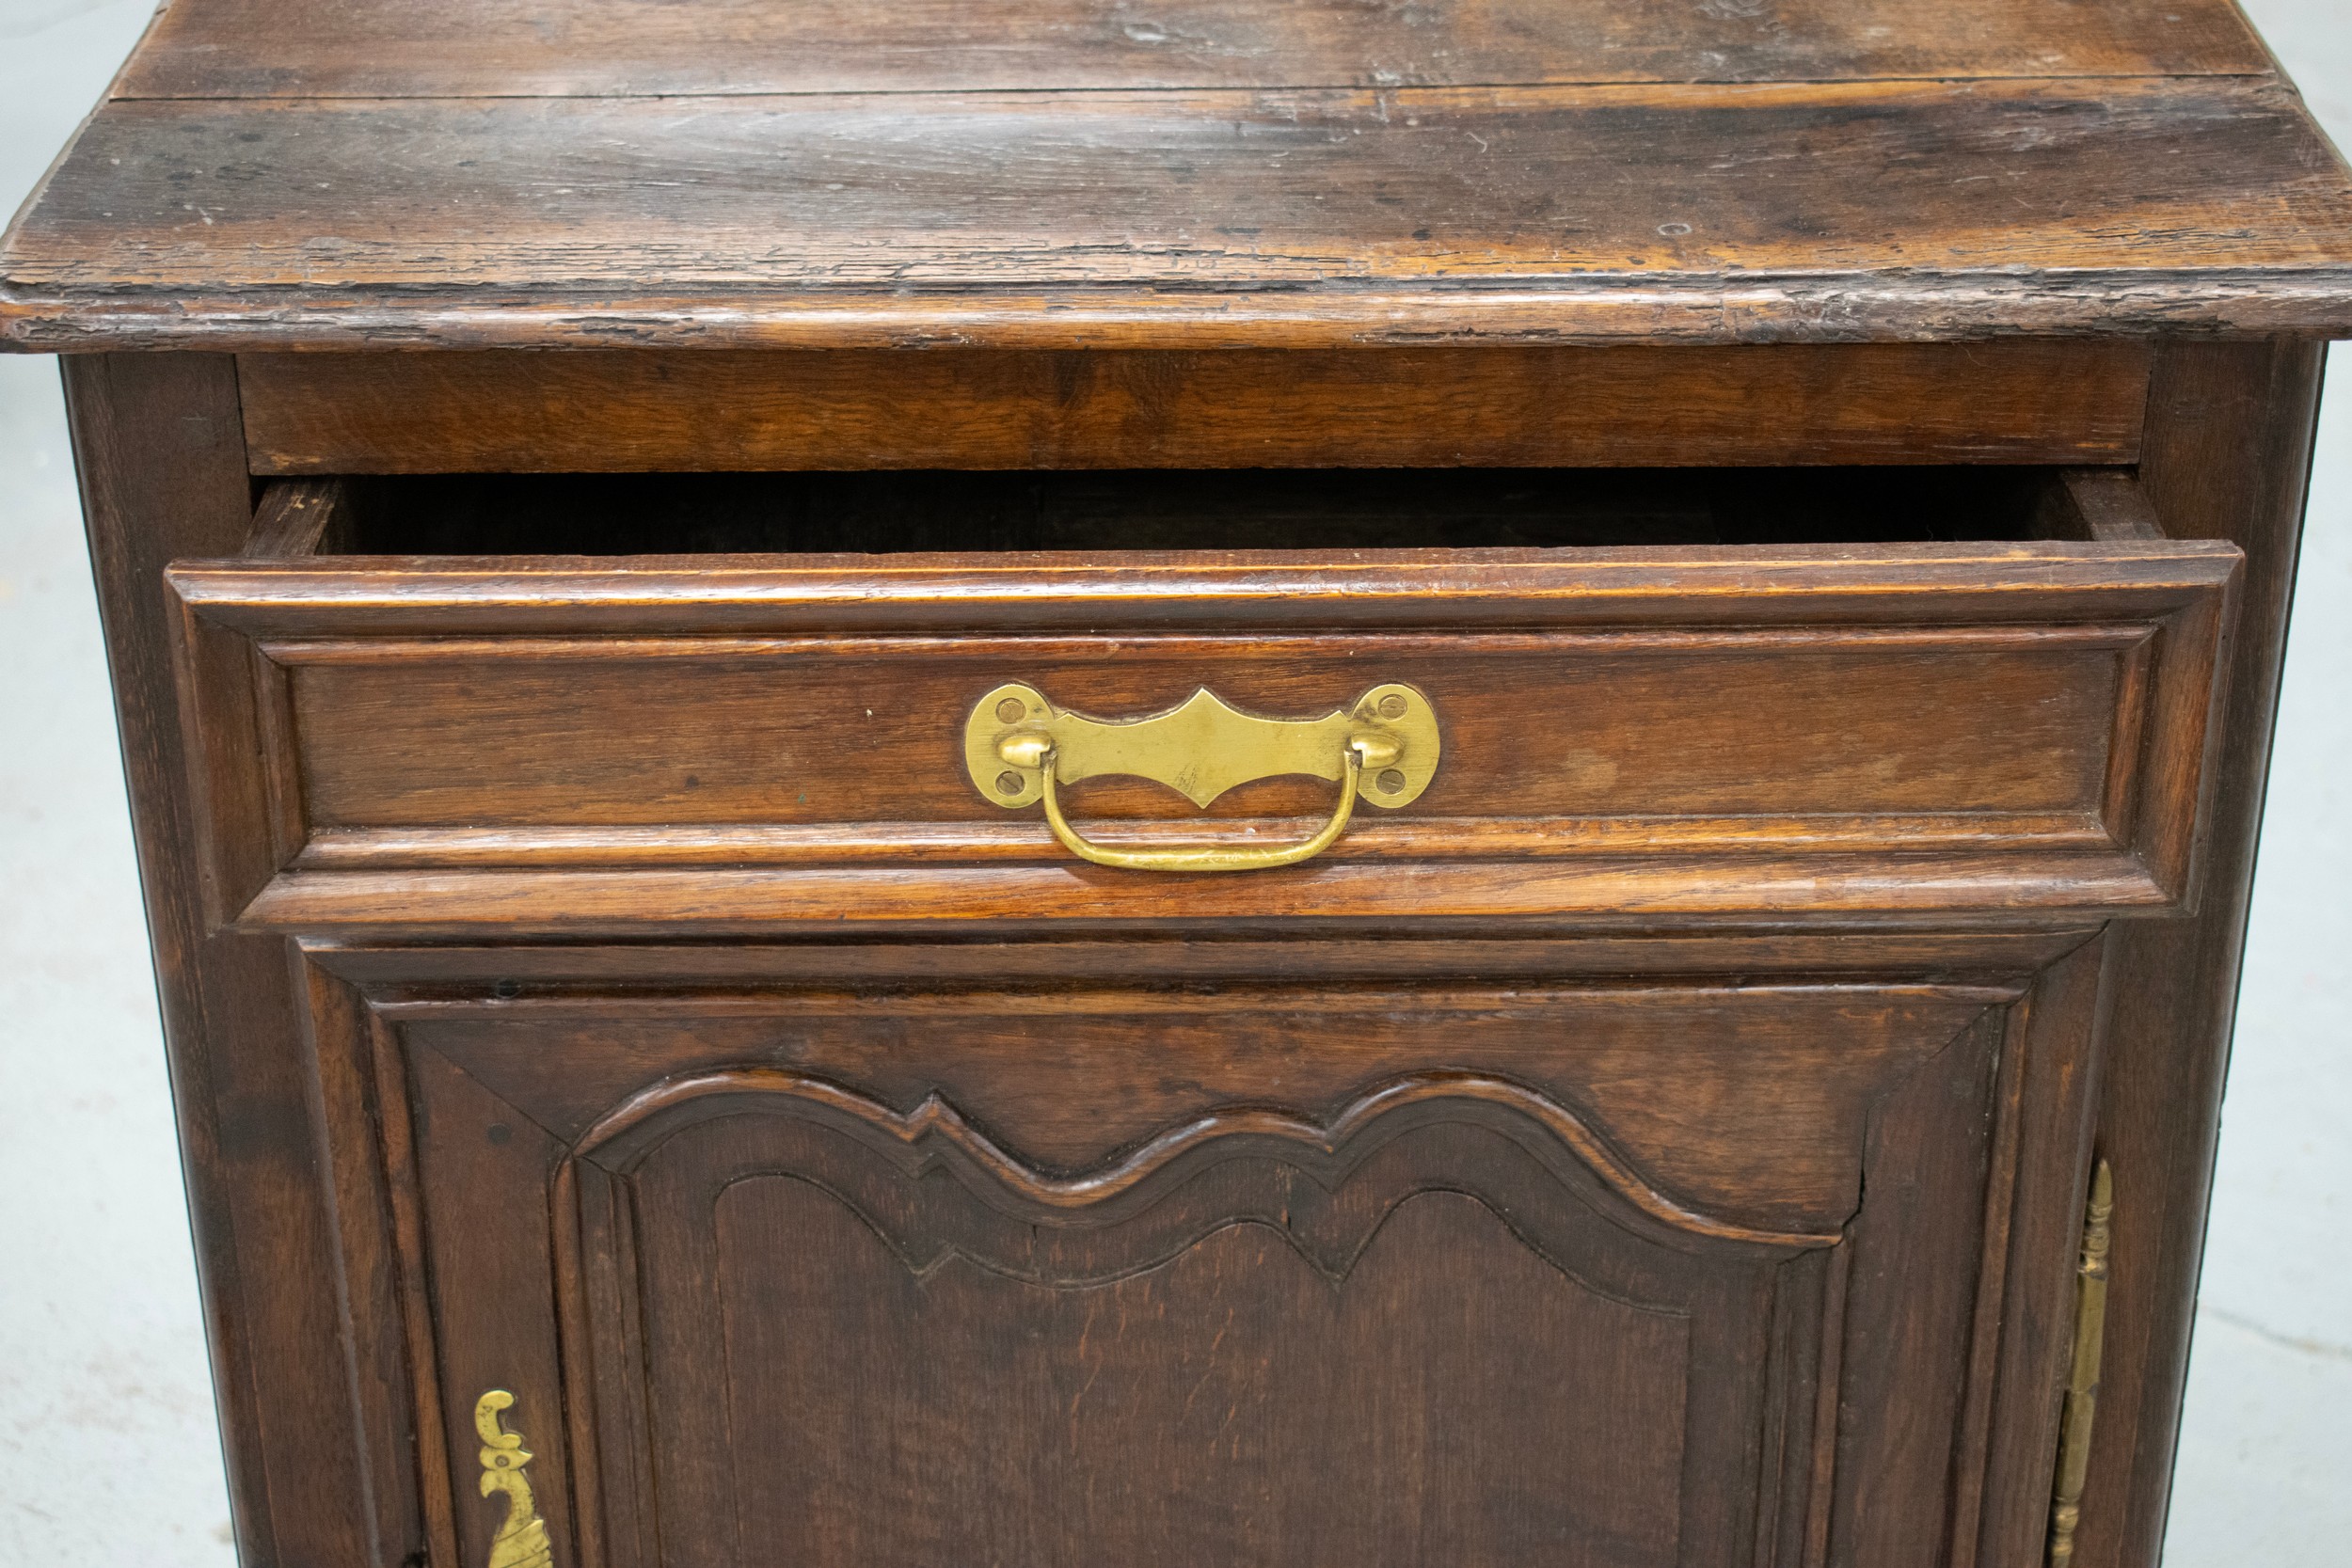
[0,1,2344,1562]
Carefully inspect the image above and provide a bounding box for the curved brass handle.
[965,682,1438,873]
[1041,740,1366,871]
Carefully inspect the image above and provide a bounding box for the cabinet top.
[8,0,2352,351]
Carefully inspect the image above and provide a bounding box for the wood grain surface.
[24,10,2340,1564]
[163,540,2237,932]
[301,951,2085,1568]
[60,356,397,1566]
[2074,341,2328,1568]
[595,1078,1801,1567]
[8,75,2352,349]
[235,343,2153,472]
[116,0,2275,99]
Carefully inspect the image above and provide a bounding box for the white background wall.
[0,2,2343,1561]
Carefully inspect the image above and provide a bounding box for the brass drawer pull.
[966,682,1439,872]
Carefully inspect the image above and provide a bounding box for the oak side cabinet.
[7,3,2349,1566]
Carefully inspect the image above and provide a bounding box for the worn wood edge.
[294,928,2105,986]
[226,853,2179,937]
[10,274,2352,353]
[164,543,2246,637]
[366,980,2032,1025]
[2058,472,2168,542]
[245,478,349,558]
[287,816,2124,869]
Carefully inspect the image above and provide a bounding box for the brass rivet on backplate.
[995,770,1025,796]
[995,698,1027,722]
[1377,768,1407,794]
[1377,693,1409,719]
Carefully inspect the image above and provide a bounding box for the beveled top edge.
[10,274,2352,353]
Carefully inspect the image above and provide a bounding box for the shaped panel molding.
[553,1069,1844,1568]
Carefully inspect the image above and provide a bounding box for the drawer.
[167,466,2239,932]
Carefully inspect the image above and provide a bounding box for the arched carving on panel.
[549,1068,1843,1568]
[568,1067,1838,1254]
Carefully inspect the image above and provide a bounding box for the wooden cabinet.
[8,2,2350,1565]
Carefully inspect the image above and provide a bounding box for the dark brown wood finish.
[116,0,2275,98]
[74,351,2294,1568]
[244,478,351,558]
[2074,341,2328,1568]
[281,933,2104,1568]
[233,343,2154,474]
[61,355,384,1566]
[164,540,2239,932]
[20,2,2352,1565]
[8,80,2352,349]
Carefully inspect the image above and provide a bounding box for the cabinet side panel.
[2081,338,2327,1568]
[63,354,393,1566]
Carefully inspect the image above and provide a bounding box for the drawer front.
[167,544,2237,931]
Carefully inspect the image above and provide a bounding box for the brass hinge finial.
[475,1390,555,1568]
[2047,1159,2114,1568]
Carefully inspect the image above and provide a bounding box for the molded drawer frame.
[167,520,2240,935]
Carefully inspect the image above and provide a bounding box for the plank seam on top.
[97,71,2294,103]
[74,73,2323,99]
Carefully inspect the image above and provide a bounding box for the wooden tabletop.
[7,0,2352,350]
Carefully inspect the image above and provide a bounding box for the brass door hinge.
[2047,1160,2115,1568]
[476,1390,555,1568]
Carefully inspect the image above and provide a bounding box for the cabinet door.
[306,938,2103,1568]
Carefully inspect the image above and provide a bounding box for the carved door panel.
[318,946,2100,1568]
[581,1070,1811,1568]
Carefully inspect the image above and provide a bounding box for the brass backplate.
[967,682,1440,812]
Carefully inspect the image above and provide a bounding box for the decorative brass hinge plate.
[476,1390,555,1568]
[2047,1160,2114,1568]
